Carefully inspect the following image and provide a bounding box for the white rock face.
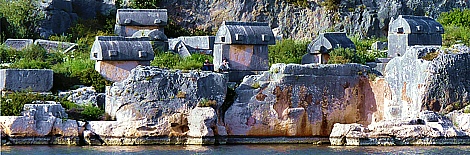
[187,107,218,137]
[60,86,105,107]
[0,103,78,137]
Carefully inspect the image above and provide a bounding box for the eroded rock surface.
[225,63,376,137]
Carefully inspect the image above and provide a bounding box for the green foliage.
[81,104,104,121]
[164,19,214,38]
[0,0,43,39]
[268,39,309,66]
[350,36,388,63]
[328,47,361,64]
[198,98,217,107]
[438,9,470,46]
[128,0,160,9]
[151,52,213,70]
[0,91,54,116]
[286,0,309,8]
[320,0,341,12]
[1,44,66,69]
[251,82,261,89]
[422,51,440,61]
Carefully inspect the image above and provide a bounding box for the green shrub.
[438,9,470,46]
[328,47,361,64]
[286,0,309,8]
[0,0,43,39]
[198,98,217,107]
[0,90,54,116]
[268,39,309,66]
[320,0,341,12]
[151,52,213,70]
[81,104,104,121]
[251,82,261,89]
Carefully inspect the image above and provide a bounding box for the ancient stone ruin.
[4,39,34,51]
[0,69,53,92]
[115,9,168,37]
[169,36,215,58]
[213,21,275,81]
[90,36,154,82]
[34,39,77,53]
[388,15,444,57]
[302,32,356,64]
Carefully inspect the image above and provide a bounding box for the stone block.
[34,39,77,53]
[307,32,356,54]
[0,69,53,92]
[116,9,168,26]
[95,60,150,82]
[90,36,154,61]
[114,24,164,37]
[213,44,269,71]
[22,103,68,120]
[371,41,388,51]
[4,39,33,50]
[215,22,275,45]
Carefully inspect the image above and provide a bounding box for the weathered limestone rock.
[59,86,105,108]
[34,39,77,53]
[383,46,470,120]
[224,63,377,137]
[104,66,227,136]
[0,69,53,92]
[0,103,79,145]
[4,39,33,50]
[329,123,364,145]
[188,107,226,137]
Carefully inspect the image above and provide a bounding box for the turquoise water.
[2,145,470,155]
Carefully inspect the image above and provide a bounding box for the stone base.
[342,136,470,146]
[2,136,80,145]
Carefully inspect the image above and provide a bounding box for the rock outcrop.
[0,103,79,145]
[59,86,105,108]
[155,0,469,39]
[224,63,378,137]
[330,111,470,146]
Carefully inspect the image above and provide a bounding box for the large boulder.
[104,66,227,136]
[187,107,226,137]
[0,103,78,141]
[382,46,470,121]
[224,63,378,137]
[59,86,105,108]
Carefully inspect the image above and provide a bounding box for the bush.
[198,98,217,107]
[328,47,360,64]
[286,0,309,8]
[151,52,213,70]
[0,0,43,39]
[268,39,309,66]
[320,0,341,12]
[0,91,54,116]
[81,104,104,121]
[438,9,470,46]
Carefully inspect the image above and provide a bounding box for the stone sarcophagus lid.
[213,21,275,72]
[388,15,444,57]
[302,32,355,64]
[115,9,168,37]
[4,39,33,50]
[168,36,215,57]
[90,36,154,82]
[0,69,53,92]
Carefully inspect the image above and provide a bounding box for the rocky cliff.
[224,63,378,137]
[156,0,469,39]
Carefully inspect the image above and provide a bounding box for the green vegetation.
[0,90,54,116]
[198,98,217,107]
[320,0,341,12]
[0,0,43,39]
[268,39,310,66]
[251,82,261,89]
[151,52,213,70]
[438,9,470,46]
[286,0,309,8]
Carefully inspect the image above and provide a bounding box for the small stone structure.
[4,39,34,50]
[132,29,168,51]
[213,21,275,81]
[0,69,53,92]
[302,32,356,64]
[90,36,154,82]
[34,39,77,53]
[388,15,444,57]
[115,9,168,37]
[169,36,215,57]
